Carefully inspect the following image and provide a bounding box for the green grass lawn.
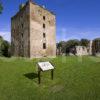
[0,56,100,100]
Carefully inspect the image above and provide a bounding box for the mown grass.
[0,56,100,100]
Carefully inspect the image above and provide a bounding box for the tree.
[65,39,80,54]
[1,40,10,57]
[57,41,67,54]
[0,36,3,56]
[57,39,80,55]
[80,39,90,47]
[0,1,3,14]
[0,36,11,57]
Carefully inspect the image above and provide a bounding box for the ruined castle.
[11,1,56,58]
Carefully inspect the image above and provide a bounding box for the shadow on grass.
[24,72,38,80]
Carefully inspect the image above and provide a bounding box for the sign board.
[38,62,54,71]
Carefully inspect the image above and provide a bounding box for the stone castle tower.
[11,1,56,58]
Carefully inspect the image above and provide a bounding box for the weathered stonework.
[11,1,56,58]
[75,46,89,56]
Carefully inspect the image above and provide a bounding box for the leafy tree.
[1,40,10,57]
[57,41,67,54]
[66,39,80,48]
[0,1,3,14]
[57,39,80,55]
[0,36,11,57]
[80,39,90,47]
[65,39,80,54]
[0,36,3,56]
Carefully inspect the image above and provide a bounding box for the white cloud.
[0,31,11,42]
[57,27,100,42]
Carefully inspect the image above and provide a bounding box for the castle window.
[22,44,23,48]
[43,43,46,49]
[38,9,42,15]
[43,23,45,28]
[21,23,23,28]
[21,15,23,18]
[43,16,45,20]
[21,44,23,49]
[13,29,15,33]
[43,33,46,38]
[21,33,23,38]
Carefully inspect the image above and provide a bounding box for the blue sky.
[0,0,100,42]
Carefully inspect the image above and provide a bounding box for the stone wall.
[29,2,56,58]
[75,46,89,56]
[11,1,56,58]
[11,3,30,57]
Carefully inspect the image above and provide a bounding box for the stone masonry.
[11,1,56,58]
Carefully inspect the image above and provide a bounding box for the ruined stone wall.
[29,2,56,58]
[75,46,89,56]
[11,3,30,57]
[92,39,100,56]
[11,1,56,58]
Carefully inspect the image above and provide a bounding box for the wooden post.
[51,69,54,80]
[38,68,41,84]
